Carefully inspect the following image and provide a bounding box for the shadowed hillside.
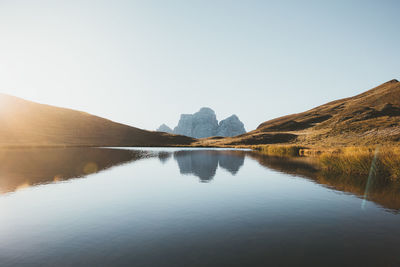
[0,94,195,147]
[197,79,400,146]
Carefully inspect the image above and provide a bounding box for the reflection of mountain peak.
[218,154,244,175]
[158,152,172,164]
[173,150,245,182]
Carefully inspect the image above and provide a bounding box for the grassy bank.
[319,146,400,180]
[253,144,400,181]
[252,145,305,157]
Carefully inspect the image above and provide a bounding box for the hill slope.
[197,79,400,146]
[0,94,195,147]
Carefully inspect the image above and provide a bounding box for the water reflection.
[1,147,399,212]
[0,148,247,193]
[161,148,400,211]
[248,152,400,212]
[1,148,400,266]
[157,151,172,164]
[0,148,151,194]
[173,150,245,182]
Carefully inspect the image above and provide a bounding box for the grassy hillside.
[0,94,195,147]
[196,79,400,147]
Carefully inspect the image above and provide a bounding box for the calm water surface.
[0,147,399,266]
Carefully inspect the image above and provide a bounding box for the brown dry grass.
[0,94,195,147]
[248,151,400,211]
[253,144,400,181]
[252,144,305,157]
[319,146,400,180]
[196,79,400,147]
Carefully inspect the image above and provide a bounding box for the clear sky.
[0,0,399,131]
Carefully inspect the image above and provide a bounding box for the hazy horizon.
[1,0,399,131]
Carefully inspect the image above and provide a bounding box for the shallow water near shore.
[0,147,399,266]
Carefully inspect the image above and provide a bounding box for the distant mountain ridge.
[196,79,400,146]
[0,94,195,147]
[4,79,398,148]
[157,124,173,133]
[157,107,246,138]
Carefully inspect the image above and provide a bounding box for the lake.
[0,147,399,266]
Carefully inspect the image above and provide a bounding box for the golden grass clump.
[319,146,400,180]
[252,145,304,157]
[251,144,400,181]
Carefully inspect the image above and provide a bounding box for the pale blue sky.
[0,0,399,131]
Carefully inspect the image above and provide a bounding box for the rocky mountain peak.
[217,114,246,137]
[198,107,216,114]
[156,124,173,133]
[157,108,246,139]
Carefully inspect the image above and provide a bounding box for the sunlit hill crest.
[0,93,194,147]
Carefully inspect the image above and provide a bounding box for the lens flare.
[361,146,380,210]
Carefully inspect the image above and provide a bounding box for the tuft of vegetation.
[251,145,400,182]
[252,145,305,157]
[319,146,400,181]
